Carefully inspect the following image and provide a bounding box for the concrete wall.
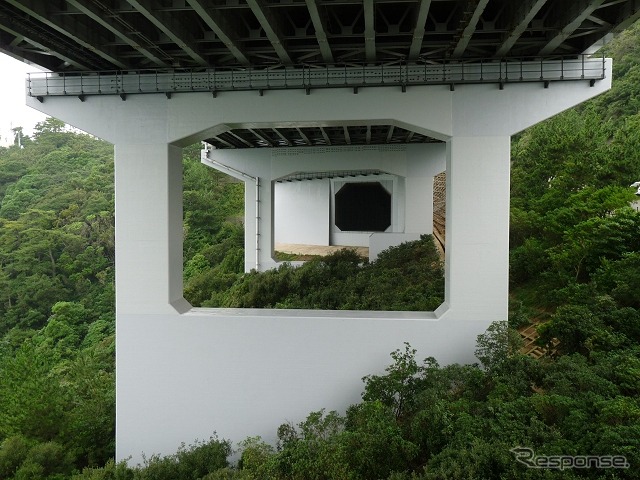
[117,309,474,462]
[274,179,330,246]
[274,173,410,250]
[369,233,422,261]
[406,144,446,233]
[25,64,613,463]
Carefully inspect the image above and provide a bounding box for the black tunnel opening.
[335,182,391,232]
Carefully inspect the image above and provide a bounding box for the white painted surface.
[369,233,422,261]
[25,61,612,146]
[114,143,190,315]
[27,86,454,145]
[406,144,447,233]
[438,136,511,321]
[116,309,481,462]
[330,232,371,247]
[274,179,330,246]
[25,66,613,464]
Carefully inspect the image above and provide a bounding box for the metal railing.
[275,169,388,183]
[27,55,606,99]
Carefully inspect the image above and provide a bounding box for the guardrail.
[27,55,606,99]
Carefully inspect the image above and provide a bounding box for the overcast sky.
[0,54,47,146]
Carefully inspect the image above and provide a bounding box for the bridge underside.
[1,0,639,72]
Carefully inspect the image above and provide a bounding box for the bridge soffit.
[2,0,637,71]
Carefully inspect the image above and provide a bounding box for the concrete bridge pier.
[114,142,190,315]
[437,135,511,320]
[204,143,448,271]
[25,66,612,462]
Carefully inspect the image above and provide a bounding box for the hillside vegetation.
[0,20,639,480]
[0,119,116,476]
[188,237,443,311]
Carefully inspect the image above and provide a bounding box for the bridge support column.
[438,135,510,321]
[114,143,191,314]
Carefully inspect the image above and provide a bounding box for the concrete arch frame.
[27,64,612,462]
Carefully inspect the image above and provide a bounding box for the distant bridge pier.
[203,143,447,271]
[26,64,612,462]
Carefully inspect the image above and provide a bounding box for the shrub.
[0,436,31,479]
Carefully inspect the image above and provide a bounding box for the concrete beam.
[26,60,611,146]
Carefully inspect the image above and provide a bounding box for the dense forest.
[1,19,640,480]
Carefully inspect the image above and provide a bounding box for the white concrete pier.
[27,64,612,462]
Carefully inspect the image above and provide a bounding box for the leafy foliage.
[182,144,244,264]
[0,123,115,334]
[189,236,444,311]
[71,437,231,480]
[0,124,117,477]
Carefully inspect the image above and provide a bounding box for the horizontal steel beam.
[27,56,607,98]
